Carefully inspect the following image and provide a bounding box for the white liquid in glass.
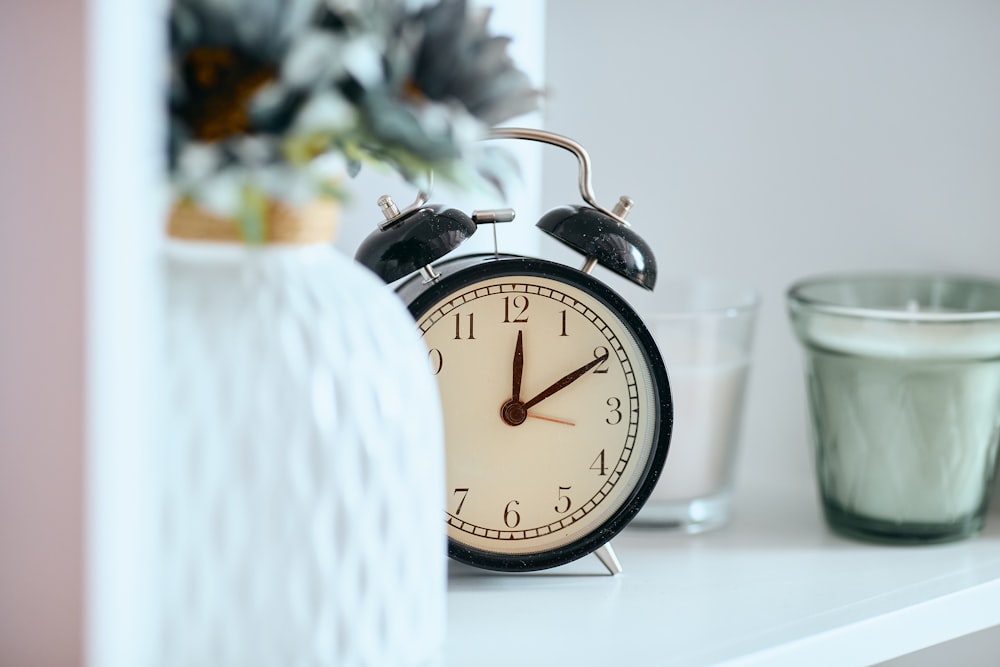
[651,360,749,501]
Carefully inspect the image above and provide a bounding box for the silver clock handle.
[594,542,622,576]
[377,174,432,231]
[487,126,632,226]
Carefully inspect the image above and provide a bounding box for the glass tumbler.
[788,273,1000,544]
[633,279,759,532]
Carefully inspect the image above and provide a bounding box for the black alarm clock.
[356,128,672,574]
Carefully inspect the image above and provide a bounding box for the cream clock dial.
[400,255,672,571]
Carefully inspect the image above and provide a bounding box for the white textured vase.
[160,240,445,667]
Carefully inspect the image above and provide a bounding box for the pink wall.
[0,1,86,665]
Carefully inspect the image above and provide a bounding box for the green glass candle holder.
[788,274,1000,544]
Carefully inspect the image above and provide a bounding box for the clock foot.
[594,543,622,576]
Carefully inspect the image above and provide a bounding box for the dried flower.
[168,0,540,237]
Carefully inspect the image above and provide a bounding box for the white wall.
[543,0,1000,507]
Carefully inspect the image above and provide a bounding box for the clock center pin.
[500,399,528,426]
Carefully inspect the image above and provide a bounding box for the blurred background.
[2,0,999,664]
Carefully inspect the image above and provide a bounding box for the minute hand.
[522,350,610,411]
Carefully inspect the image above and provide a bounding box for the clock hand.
[526,413,575,426]
[512,330,524,402]
[522,349,610,411]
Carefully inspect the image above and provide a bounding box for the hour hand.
[512,330,524,402]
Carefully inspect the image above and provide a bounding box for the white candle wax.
[802,311,1000,526]
[647,331,751,502]
[651,360,749,500]
[809,354,1000,523]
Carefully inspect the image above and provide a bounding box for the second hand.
[526,413,575,426]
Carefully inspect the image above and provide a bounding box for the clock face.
[408,258,671,570]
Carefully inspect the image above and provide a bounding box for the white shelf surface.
[445,479,1000,666]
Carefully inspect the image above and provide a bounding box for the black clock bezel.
[398,254,673,573]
